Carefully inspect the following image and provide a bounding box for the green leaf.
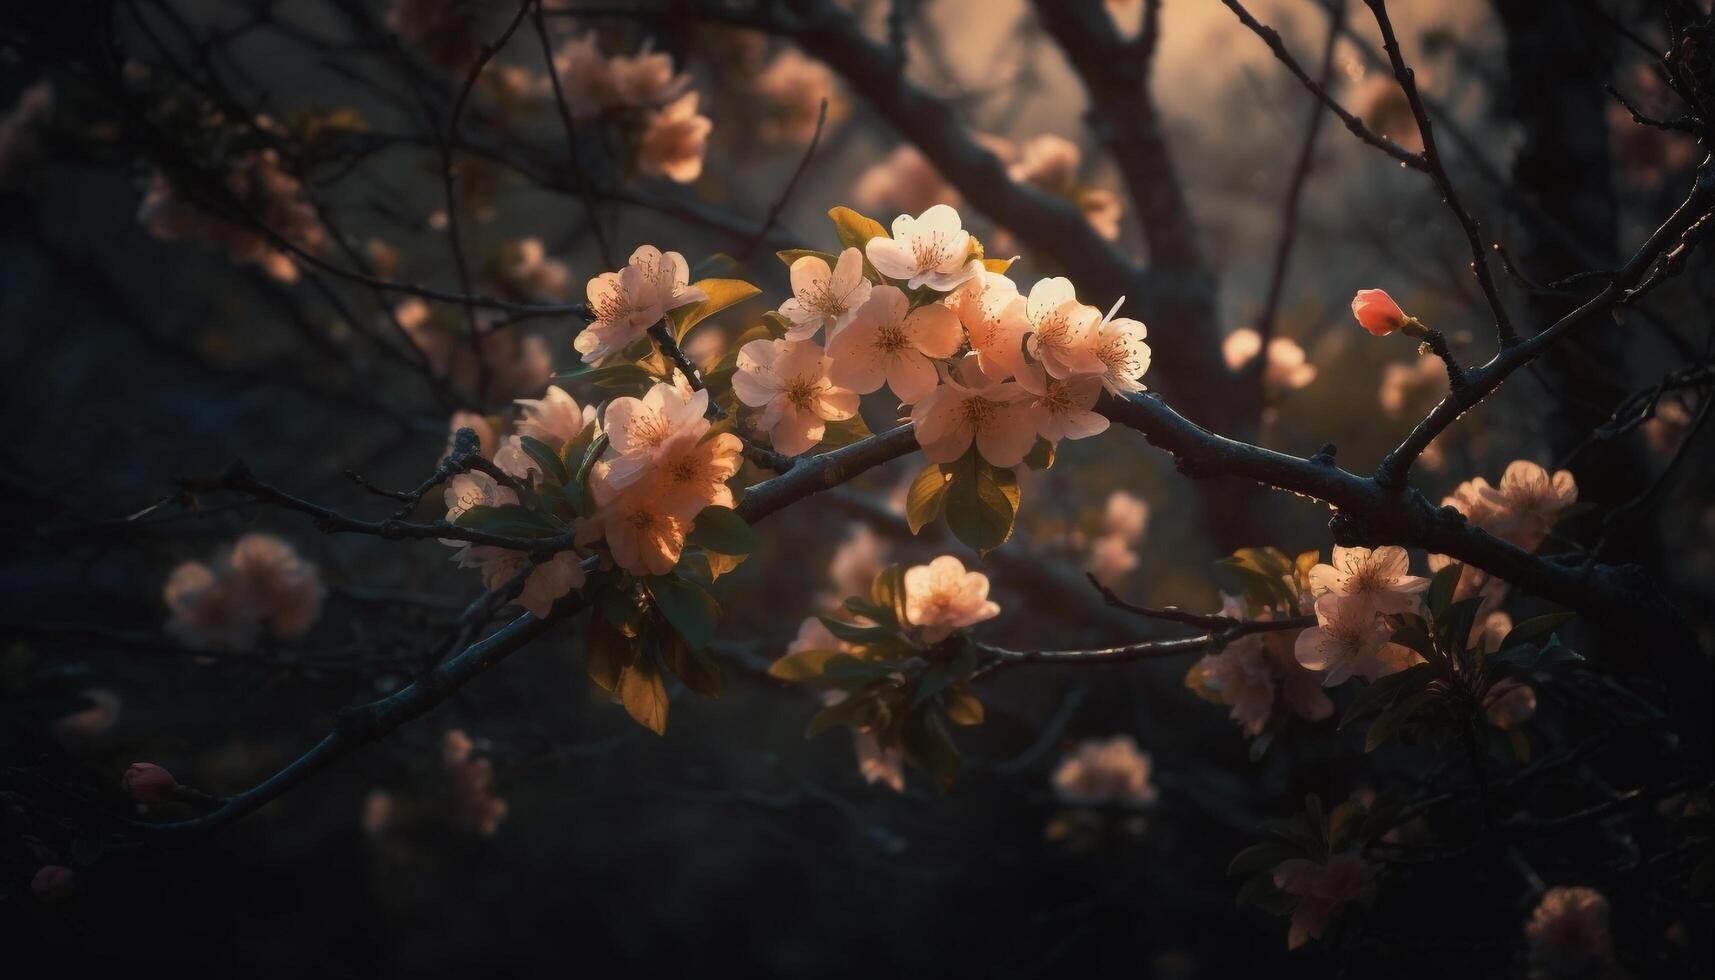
[829,206,888,251]
[944,450,1021,553]
[647,574,720,652]
[668,278,761,342]
[943,684,985,726]
[661,630,725,698]
[817,615,895,645]
[567,432,609,517]
[1426,562,1463,619]
[869,564,909,630]
[905,462,950,535]
[686,505,761,556]
[585,614,637,693]
[776,248,841,268]
[1498,612,1575,651]
[1228,841,1302,876]
[1023,436,1057,471]
[553,362,657,397]
[517,436,568,485]
[767,647,845,682]
[1339,663,1433,731]
[619,654,669,734]
[818,413,873,450]
[455,503,562,537]
[807,690,877,738]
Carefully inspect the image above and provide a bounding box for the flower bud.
[31,865,75,902]
[1351,288,1413,337]
[122,762,179,804]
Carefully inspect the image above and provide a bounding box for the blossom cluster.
[163,533,326,651]
[728,204,1149,466]
[140,148,330,283]
[1432,459,1580,617]
[544,33,710,183]
[1186,588,1333,737]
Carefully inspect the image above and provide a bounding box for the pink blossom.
[828,285,963,404]
[1351,288,1410,336]
[122,763,179,804]
[909,354,1037,468]
[1273,852,1372,948]
[903,555,1001,643]
[1051,735,1158,807]
[733,338,859,456]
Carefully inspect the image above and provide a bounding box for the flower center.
[806,283,846,316]
[626,509,657,531]
[911,232,948,270]
[785,378,819,410]
[959,396,996,429]
[627,413,671,448]
[875,324,911,354]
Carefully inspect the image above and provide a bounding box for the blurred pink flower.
[1051,734,1158,807]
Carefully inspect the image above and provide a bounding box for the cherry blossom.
[226,533,326,639]
[514,385,595,450]
[910,354,1037,468]
[1223,329,1316,393]
[164,534,325,649]
[1526,886,1613,979]
[53,689,121,742]
[1296,593,1420,686]
[1085,534,1139,585]
[778,247,872,340]
[164,560,260,651]
[1086,297,1152,394]
[1008,134,1083,191]
[902,555,1001,643]
[1480,460,1579,551]
[545,32,611,119]
[637,91,711,184]
[443,729,508,835]
[1079,186,1124,240]
[854,144,959,216]
[816,686,906,793]
[733,338,860,456]
[945,268,1027,380]
[1022,278,1106,379]
[575,245,706,365]
[496,237,570,300]
[1186,595,1331,735]
[642,426,746,520]
[827,285,962,404]
[583,477,689,577]
[863,204,981,292]
[602,382,711,488]
[1050,735,1159,808]
[1306,545,1429,616]
[1102,490,1149,545]
[753,49,843,145]
[472,549,586,618]
[825,525,889,606]
[1015,362,1109,443]
[607,46,690,108]
[1273,852,1372,949]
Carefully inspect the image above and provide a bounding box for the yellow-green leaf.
[944,684,985,726]
[828,206,888,250]
[669,278,761,341]
[945,450,1021,553]
[767,647,844,682]
[906,461,950,534]
[619,655,669,734]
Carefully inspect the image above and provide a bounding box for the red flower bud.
[1351,288,1409,337]
[122,762,179,804]
[31,865,75,902]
